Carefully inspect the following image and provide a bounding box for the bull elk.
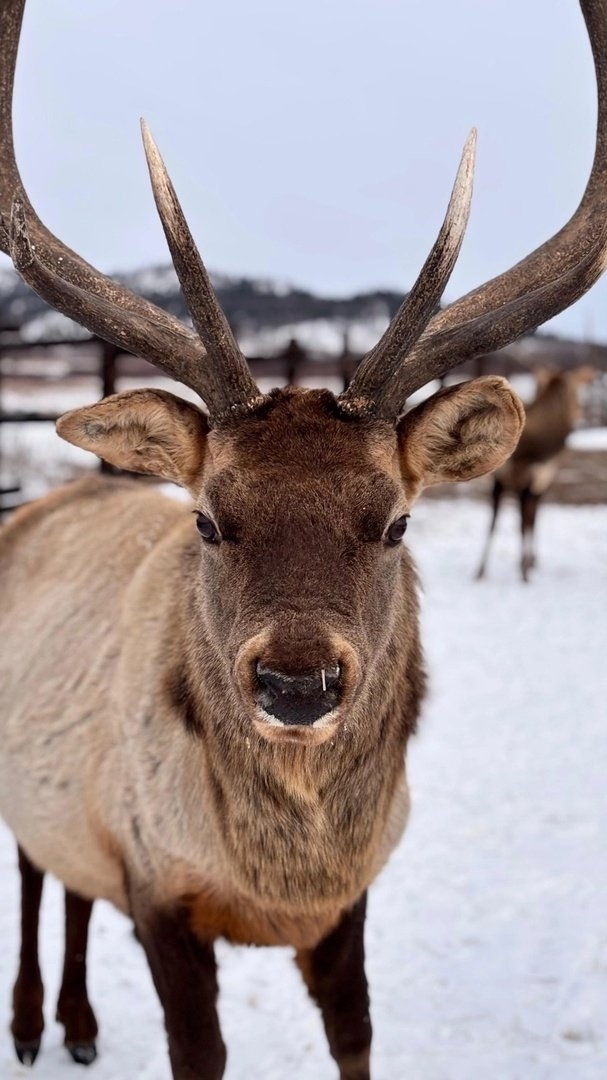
[475,365,598,581]
[1,0,606,1076]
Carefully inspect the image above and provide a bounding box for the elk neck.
[120,519,426,913]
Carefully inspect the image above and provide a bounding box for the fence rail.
[2,332,606,516]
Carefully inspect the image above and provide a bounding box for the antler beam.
[342,0,607,418]
[340,129,476,416]
[0,0,260,420]
[140,122,260,416]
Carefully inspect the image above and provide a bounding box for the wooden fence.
[2,331,606,516]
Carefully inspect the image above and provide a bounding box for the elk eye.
[195,513,219,543]
[386,515,409,546]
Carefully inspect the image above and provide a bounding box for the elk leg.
[475,478,504,579]
[11,845,45,1066]
[131,901,226,1080]
[295,893,371,1080]
[56,890,98,1065]
[520,487,540,582]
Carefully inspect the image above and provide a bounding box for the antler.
[0,0,260,421]
[340,129,476,416]
[3,0,606,425]
[341,0,607,419]
[140,122,259,414]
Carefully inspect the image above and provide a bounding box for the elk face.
[58,375,523,745]
[199,388,402,744]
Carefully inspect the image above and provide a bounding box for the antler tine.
[0,0,256,417]
[367,0,607,415]
[140,121,260,417]
[7,197,206,376]
[339,130,476,417]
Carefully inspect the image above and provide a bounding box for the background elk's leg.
[296,893,372,1080]
[520,487,540,582]
[475,478,504,580]
[131,901,226,1080]
[11,845,45,1066]
[56,889,98,1065]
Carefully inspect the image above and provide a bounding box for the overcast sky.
[3,0,606,342]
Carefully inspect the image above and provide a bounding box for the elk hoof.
[14,1037,41,1066]
[66,1042,97,1066]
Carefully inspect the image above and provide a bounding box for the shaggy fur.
[0,380,522,1076]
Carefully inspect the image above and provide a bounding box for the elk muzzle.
[235,627,361,743]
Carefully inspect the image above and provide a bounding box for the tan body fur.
[0,378,524,1077]
[0,465,414,949]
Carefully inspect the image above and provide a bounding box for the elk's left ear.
[57,388,209,490]
[397,377,524,495]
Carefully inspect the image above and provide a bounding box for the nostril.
[254,661,343,726]
[255,662,298,696]
[255,662,341,697]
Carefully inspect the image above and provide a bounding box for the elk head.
[1,0,606,742]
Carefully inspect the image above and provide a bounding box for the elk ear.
[397,377,524,495]
[57,388,209,489]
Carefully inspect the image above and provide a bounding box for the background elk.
[475,364,598,581]
[1,0,607,1076]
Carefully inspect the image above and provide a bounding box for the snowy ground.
[0,497,606,1080]
[568,427,607,450]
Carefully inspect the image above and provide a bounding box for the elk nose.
[254,662,342,726]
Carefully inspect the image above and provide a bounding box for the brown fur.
[11,849,44,1064]
[185,886,342,949]
[512,366,596,467]
[296,894,372,1080]
[132,901,226,1080]
[0,378,522,1074]
[56,890,98,1062]
[476,367,597,580]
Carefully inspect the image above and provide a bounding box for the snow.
[237,314,391,358]
[0,499,606,1080]
[20,313,91,344]
[120,265,179,298]
[567,427,607,451]
[508,373,539,404]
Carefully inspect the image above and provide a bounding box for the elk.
[475,364,598,581]
[0,0,606,1077]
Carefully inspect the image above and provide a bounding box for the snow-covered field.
[0,497,606,1080]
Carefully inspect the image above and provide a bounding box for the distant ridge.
[0,263,406,355]
[1,263,605,375]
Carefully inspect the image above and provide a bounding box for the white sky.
[3,0,607,342]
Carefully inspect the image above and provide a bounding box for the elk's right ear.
[397,376,524,498]
[57,388,209,490]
